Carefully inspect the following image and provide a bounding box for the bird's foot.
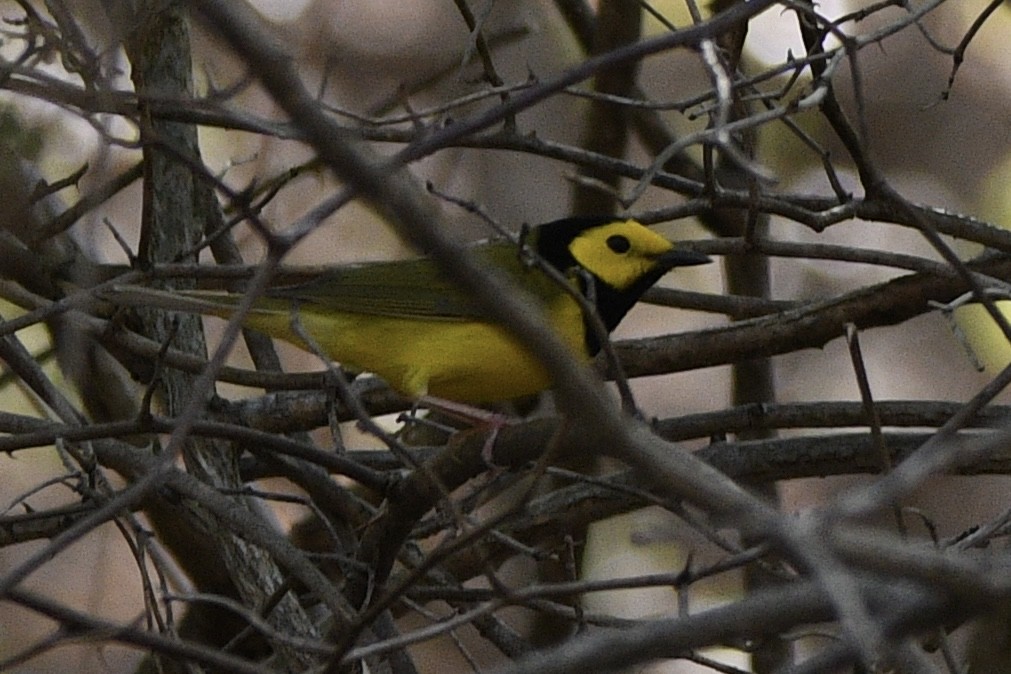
[416,395,514,466]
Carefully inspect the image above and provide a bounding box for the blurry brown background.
[2,1,1011,672]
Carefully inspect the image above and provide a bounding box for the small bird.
[105,217,709,403]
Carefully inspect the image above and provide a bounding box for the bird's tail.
[98,285,246,318]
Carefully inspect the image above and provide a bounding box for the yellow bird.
[107,217,708,403]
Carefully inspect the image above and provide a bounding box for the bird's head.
[534,216,709,289]
[565,218,709,291]
[532,216,710,345]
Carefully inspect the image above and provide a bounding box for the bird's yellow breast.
[238,295,589,403]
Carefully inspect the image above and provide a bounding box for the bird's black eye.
[606,235,631,254]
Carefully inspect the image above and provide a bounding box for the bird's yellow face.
[566,219,677,291]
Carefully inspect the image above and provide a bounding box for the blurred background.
[2,1,1011,671]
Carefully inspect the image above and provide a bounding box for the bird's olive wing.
[266,240,564,321]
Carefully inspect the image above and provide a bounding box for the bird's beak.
[656,247,711,269]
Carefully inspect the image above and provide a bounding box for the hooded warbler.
[107,217,708,403]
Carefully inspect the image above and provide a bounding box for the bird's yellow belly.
[240,300,589,403]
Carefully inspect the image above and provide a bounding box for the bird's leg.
[417,395,514,466]
[395,399,458,438]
